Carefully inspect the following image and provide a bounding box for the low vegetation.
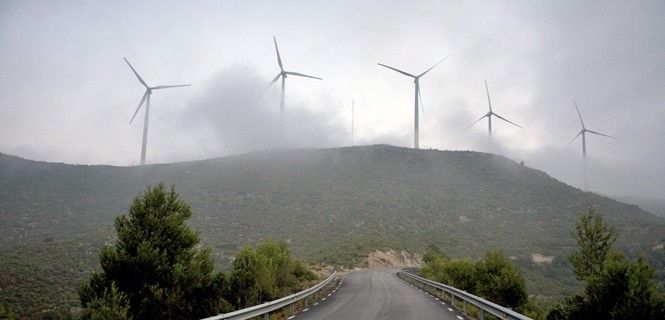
[78,184,315,320]
[420,245,541,318]
[1,145,664,317]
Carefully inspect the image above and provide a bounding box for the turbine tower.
[468,80,522,137]
[124,57,190,165]
[377,56,447,149]
[568,100,617,189]
[267,36,323,142]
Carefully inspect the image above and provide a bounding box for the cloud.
[177,66,348,157]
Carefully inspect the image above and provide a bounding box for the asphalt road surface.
[292,270,467,320]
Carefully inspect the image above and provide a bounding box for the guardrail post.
[463,300,467,315]
[451,293,455,304]
[479,309,485,320]
[263,312,269,320]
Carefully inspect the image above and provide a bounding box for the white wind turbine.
[124,57,190,165]
[568,100,617,190]
[267,36,323,142]
[468,80,523,137]
[378,57,447,149]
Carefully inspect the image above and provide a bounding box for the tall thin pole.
[414,80,420,149]
[140,93,150,165]
[488,115,493,138]
[582,132,588,190]
[351,99,355,146]
[280,75,286,144]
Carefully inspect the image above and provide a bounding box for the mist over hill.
[1,145,664,315]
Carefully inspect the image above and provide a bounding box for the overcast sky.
[0,1,663,199]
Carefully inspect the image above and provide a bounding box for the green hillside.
[1,145,664,316]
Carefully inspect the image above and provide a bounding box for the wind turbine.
[267,36,323,142]
[568,100,617,156]
[124,57,190,165]
[468,80,523,137]
[377,57,447,149]
[568,100,617,190]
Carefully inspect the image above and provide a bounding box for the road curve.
[293,270,467,320]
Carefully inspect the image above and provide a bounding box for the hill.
[1,145,664,316]
[612,195,665,218]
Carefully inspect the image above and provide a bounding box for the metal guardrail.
[201,270,337,320]
[398,270,532,320]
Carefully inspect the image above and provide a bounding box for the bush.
[78,184,226,320]
[226,240,317,308]
[420,247,530,312]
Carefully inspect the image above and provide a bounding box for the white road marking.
[457,316,464,320]
[287,316,295,319]
[441,302,446,305]
[435,297,440,301]
[314,302,319,306]
[448,308,454,311]
[302,308,309,312]
[327,293,331,297]
[332,290,336,293]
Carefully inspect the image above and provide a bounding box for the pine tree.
[568,206,617,281]
[79,183,226,320]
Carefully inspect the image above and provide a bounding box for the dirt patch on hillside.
[531,253,554,264]
[365,250,422,269]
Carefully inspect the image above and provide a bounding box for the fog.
[0,0,663,199]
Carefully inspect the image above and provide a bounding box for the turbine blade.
[123,57,148,88]
[130,91,149,124]
[266,73,282,87]
[586,129,617,139]
[485,80,492,112]
[493,112,523,128]
[377,63,416,78]
[573,100,585,128]
[466,114,488,129]
[273,36,283,71]
[568,131,583,145]
[418,56,448,77]
[284,71,322,80]
[151,84,191,90]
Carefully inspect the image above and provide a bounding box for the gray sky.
[0,0,663,199]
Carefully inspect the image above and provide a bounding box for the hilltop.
[1,145,664,316]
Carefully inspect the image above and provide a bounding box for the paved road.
[292,270,467,320]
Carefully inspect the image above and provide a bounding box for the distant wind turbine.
[468,80,522,137]
[124,57,190,165]
[377,56,447,149]
[568,100,617,156]
[267,36,323,142]
[568,100,617,190]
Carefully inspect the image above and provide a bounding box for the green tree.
[79,283,131,320]
[548,209,665,319]
[79,184,226,320]
[568,206,617,281]
[475,250,528,309]
[442,258,477,292]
